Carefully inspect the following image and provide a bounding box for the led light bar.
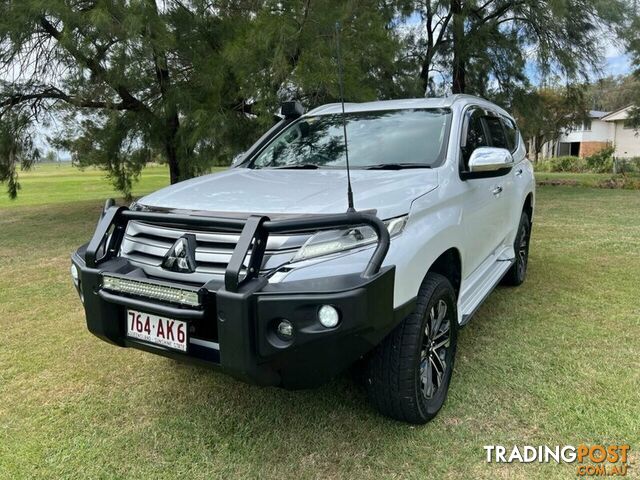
[102,274,201,307]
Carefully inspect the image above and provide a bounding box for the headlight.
[292,215,407,262]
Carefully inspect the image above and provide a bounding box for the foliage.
[586,75,640,112]
[513,86,589,162]
[0,0,637,198]
[626,9,640,129]
[0,0,405,199]
[585,145,614,174]
[550,156,586,173]
[535,146,617,174]
[615,157,640,175]
[0,111,40,198]
[403,0,631,98]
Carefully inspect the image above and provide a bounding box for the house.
[540,107,639,159]
[541,110,612,158]
[600,106,639,159]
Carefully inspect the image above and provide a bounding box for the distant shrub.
[550,156,586,173]
[532,160,550,172]
[585,146,614,173]
[615,157,640,174]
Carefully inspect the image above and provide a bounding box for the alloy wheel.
[517,222,529,278]
[419,299,452,399]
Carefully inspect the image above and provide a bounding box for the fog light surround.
[276,319,294,339]
[318,305,340,328]
[70,264,79,284]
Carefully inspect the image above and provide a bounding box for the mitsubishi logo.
[162,234,197,273]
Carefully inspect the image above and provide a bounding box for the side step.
[458,253,514,327]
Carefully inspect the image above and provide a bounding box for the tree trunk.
[533,135,543,162]
[451,0,465,94]
[420,51,433,95]
[166,135,180,184]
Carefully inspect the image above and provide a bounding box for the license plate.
[126,310,187,352]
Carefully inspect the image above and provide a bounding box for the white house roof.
[589,110,610,119]
[601,105,635,122]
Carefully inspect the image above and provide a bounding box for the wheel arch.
[425,247,462,297]
[523,191,534,223]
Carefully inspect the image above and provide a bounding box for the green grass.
[1,168,639,479]
[0,163,171,208]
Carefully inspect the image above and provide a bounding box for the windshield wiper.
[269,164,320,170]
[364,163,432,170]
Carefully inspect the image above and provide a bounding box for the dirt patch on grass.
[597,177,640,189]
[536,179,579,187]
[536,174,640,190]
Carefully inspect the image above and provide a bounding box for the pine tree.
[405,0,631,97]
[0,0,405,199]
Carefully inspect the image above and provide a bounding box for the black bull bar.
[85,206,391,292]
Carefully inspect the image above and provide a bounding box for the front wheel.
[365,273,458,424]
[502,211,531,286]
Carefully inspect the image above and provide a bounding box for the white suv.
[71,95,535,424]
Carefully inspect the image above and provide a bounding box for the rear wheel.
[502,211,531,286]
[365,273,458,424]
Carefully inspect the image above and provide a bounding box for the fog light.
[318,305,340,328]
[276,319,294,339]
[70,264,79,284]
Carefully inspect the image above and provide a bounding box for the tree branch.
[38,16,151,114]
[0,86,129,112]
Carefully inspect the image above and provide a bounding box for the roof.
[589,110,610,119]
[306,94,512,119]
[601,105,635,122]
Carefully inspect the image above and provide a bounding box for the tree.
[405,0,630,97]
[625,6,640,129]
[586,75,640,112]
[0,0,405,199]
[0,111,39,198]
[513,86,588,162]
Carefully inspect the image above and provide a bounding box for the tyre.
[365,273,458,424]
[502,211,531,286]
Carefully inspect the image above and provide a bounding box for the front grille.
[119,221,307,283]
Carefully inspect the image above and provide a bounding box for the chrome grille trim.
[120,220,308,282]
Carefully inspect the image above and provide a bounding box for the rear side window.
[484,116,508,149]
[501,117,519,152]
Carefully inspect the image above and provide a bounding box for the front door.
[459,108,506,277]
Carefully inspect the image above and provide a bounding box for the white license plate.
[126,310,187,352]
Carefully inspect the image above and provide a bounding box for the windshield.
[249,108,451,169]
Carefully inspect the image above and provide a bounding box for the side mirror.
[230,152,246,167]
[468,147,514,173]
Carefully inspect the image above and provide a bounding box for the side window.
[484,116,508,149]
[501,117,519,152]
[461,111,488,168]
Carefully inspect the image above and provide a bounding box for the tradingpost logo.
[484,444,632,476]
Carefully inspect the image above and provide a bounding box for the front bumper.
[71,206,396,388]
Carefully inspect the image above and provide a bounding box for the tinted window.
[251,109,452,169]
[502,117,518,151]
[462,112,488,167]
[485,116,508,149]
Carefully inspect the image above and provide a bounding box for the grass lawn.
[1,167,639,479]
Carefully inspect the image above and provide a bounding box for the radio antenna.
[335,21,355,213]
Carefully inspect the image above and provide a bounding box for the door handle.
[492,186,503,196]
[515,168,523,177]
